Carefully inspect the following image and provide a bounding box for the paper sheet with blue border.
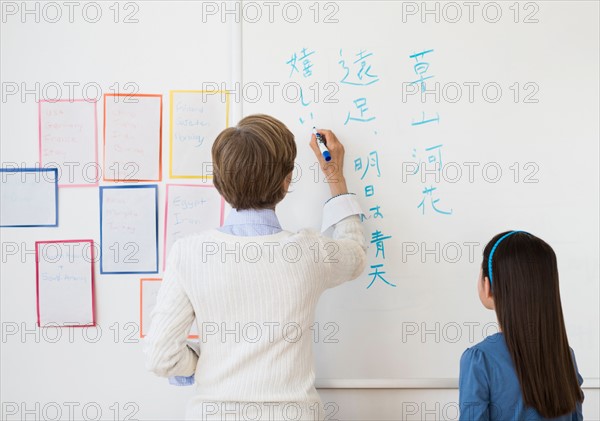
[99,184,159,274]
[0,168,58,227]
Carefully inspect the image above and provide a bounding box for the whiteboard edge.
[230,1,243,122]
[315,378,600,389]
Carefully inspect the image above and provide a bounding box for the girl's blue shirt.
[459,332,583,421]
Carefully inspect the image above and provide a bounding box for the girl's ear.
[483,276,494,303]
[483,276,493,299]
[482,276,495,310]
[477,269,495,310]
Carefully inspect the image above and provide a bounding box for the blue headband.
[487,231,526,284]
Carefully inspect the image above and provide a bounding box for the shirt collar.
[222,208,282,229]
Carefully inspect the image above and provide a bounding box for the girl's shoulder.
[476,332,506,351]
[460,333,508,366]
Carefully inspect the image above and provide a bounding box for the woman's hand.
[309,129,348,196]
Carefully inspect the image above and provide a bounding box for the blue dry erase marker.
[313,127,331,162]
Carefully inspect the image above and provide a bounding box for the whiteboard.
[242,1,599,383]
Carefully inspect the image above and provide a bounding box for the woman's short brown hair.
[212,114,296,209]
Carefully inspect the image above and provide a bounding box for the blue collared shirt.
[218,207,283,236]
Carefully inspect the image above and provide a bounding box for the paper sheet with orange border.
[139,278,199,339]
[103,94,163,182]
[169,90,230,179]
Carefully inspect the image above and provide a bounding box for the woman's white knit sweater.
[144,199,367,420]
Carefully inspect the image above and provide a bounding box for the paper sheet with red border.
[139,278,199,339]
[35,239,96,327]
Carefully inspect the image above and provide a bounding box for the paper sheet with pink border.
[163,184,224,270]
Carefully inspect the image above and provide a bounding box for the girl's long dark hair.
[482,231,583,417]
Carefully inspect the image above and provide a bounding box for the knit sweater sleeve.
[143,240,198,377]
[319,194,368,288]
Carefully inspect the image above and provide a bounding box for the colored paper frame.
[0,168,58,227]
[139,278,198,339]
[162,183,225,270]
[169,90,230,179]
[35,239,96,328]
[38,99,99,188]
[99,184,159,274]
[103,93,163,182]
